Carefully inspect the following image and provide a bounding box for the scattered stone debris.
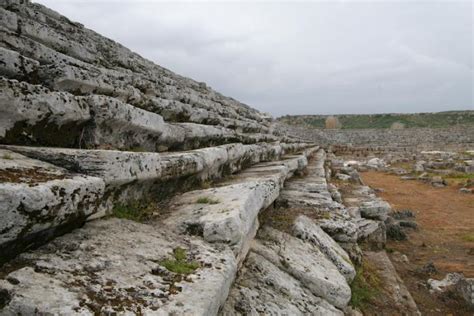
[428,273,464,294]
[428,273,474,308]
[430,176,447,188]
[392,209,415,220]
[459,188,473,194]
[417,262,438,275]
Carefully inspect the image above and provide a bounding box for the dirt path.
[361,171,474,315]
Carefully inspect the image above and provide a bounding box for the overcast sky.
[37,0,473,116]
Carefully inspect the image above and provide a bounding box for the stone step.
[2,143,312,189]
[0,143,315,262]
[222,148,410,314]
[293,215,356,282]
[275,149,360,248]
[221,251,343,316]
[0,149,105,264]
[222,149,356,314]
[0,218,237,315]
[0,4,272,131]
[0,78,280,151]
[364,251,420,315]
[252,226,351,309]
[0,148,317,315]
[328,158,388,250]
[162,149,318,265]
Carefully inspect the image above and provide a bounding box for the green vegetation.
[461,233,474,242]
[279,111,474,129]
[112,202,154,222]
[199,180,213,189]
[350,259,381,308]
[128,146,147,152]
[1,153,13,160]
[444,172,474,186]
[444,173,474,180]
[196,197,220,204]
[160,247,199,274]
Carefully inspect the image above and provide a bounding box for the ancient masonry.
[0,1,431,314]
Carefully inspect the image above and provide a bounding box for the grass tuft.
[461,233,474,242]
[196,197,220,204]
[160,247,199,274]
[350,259,381,309]
[445,173,474,180]
[1,153,13,160]
[112,202,153,222]
[128,146,147,152]
[200,180,212,189]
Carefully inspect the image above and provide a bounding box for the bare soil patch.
[362,170,474,315]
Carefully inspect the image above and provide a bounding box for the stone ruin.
[0,1,472,314]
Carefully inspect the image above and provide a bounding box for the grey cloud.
[36,0,473,116]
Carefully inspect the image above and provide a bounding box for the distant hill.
[278,111,474,129]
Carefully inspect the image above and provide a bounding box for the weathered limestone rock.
[0,148,316,314]
[253,226,351,309]
[146,97,272,134]
[164,149,316,265]
[328,183,343,203]
[0,149,105,263]
[459,187,473,194]
[0,47,39,80]
[318,216,359,244]
[0,218,237,315]
[84,94,183,151]
[358,199,390,221]
[221,252,343,316]
[366,157,385,169]
[277,149,344,210]
[353,218,386,249]
[457,278,474,309]
[292,215,355,282]
[336,173,351,181]
[1,0,275,136]
[165,181,275,266]
[430,176,447,188]
[0,78,281,151]
[364,251,420,315]
[414,160,425,172]
[0,78,91,147]
[428,273,465,293]
[2,143,311,188]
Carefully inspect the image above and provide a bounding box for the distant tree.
[391,122,405,129]
[325,116,341,129]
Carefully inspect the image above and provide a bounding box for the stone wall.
[277,123,474,155]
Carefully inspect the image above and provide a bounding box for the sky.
[36,0,473,117]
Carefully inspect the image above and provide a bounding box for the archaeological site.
[0,1,473,315]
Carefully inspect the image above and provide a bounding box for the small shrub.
[386,223,407,241]
[160,247,199,274]
[196,197,219,204]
